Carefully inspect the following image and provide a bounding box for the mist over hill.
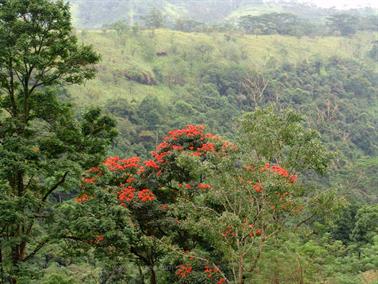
[71,0,377,28]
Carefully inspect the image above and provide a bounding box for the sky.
[297,0,378,9]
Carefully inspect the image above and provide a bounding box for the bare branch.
[42,172,69,202]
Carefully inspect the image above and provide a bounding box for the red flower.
[137,166,145,175]
[198,143,215,152]
[222,141,237,152]
[185,184,192,189]
[157,141,170,150]
[189,151,201,157]
[95,235,104,243]
[255,229,262,236]
[103,156,140,171]
[75,193,90,203]
[205,133,220,140]
[83,177,95,184]
[271,165,289,177]
[144,160,159,170]
[204,265,220,279]
[217,278,226,284]
[167,125,205,141]
[118,186,136,203]
[253,183,263,193]
[172,145,184,151]
[88,166,101,174]
[152,151,171,163]
[138,189,156,202]
[289,175,298,183]
[176,264,193,278]
[198,183,212,190]
[126,176,136,183]
[222,226,236,238]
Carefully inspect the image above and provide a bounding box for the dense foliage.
[0,0,377,283]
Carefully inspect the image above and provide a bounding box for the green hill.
[68,29,378,203]
[70,29,376,105]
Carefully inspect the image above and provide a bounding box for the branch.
[42,172,69,202]
[62,235,87,242]
[22,239,49,262]
[130,247,150,265]
[294,213,317,230]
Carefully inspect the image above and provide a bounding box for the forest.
[0,0,377,283]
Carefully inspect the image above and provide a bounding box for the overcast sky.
[297,0,378,9]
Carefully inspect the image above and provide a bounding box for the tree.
[238,106,329,173]
[327,14,359,36]
[142,7,164,30]
[74,125,232,284]
[171,107,334,283]
[0,0,115,282]
[239,13,306,36]
[368,40,378,61]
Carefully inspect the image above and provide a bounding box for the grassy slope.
[69,29,376,107]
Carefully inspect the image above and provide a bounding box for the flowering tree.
[72,125,233,283]
[168,107,331,283]
[70,108,331,284]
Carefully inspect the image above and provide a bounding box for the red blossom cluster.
[118,186,136,203]
[176,264,193,278]
[178,182,212,191]
[167,125,205,140]
[151,125,234,164]
[151,150,171,164]
[144,160,159,170]
[249,228,262,238]
[289,175,298,183]
[88,166,101,174]
[263,163,298,183]
[76,125,230,210]
[198,183,212,190]
[103,156,140,172]
[138,189,156,202]
[118,186,156,205]
[204,265,220,278]
[253,182,263,193]
[197,143,216,152]
[222,226,236,238]
[75,193,90,203]
[83,177,96,184]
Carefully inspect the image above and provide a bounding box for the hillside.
[68,29,378,202]
[70,29,376,105]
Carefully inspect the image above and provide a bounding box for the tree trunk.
[238,254,244,284]
[0,247,4,284]
[149,265,157,284]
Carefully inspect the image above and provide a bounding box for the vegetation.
[0,0,377,283]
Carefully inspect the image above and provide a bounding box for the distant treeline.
[104,10,378,37]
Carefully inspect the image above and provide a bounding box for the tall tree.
[327,14,359,36]
[0,0,115,282]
